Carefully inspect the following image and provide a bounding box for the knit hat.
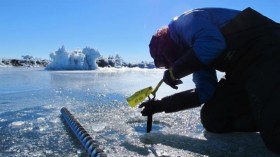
[149,26,183,68]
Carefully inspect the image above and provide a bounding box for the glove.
[163,68,183,89]
[138,100,165,116]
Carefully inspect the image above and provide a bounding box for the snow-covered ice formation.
[46,46,101,70]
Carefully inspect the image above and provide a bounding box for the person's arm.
[193,68,218,103]
[139,68,218,116]
[139,89,201,116]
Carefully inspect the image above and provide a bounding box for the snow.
[0,67,278,157]
[46,46,101,70]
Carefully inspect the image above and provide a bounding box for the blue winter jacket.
[168,8,240,103]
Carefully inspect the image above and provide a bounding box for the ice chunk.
[10,121,25,127]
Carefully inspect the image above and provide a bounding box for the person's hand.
[163,69,182,89]
[139,100,164,116]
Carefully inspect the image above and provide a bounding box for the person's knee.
[200,105,230,133]
[200,105,214,132]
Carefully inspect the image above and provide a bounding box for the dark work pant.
[201,69,280,154]
[200,78,257,133]
[205,7,280,154]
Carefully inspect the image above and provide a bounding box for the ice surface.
[0,67,278,157]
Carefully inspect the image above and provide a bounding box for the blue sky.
[0,0,279,62]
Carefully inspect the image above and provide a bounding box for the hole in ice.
[126,119,170,133]
[132,122,164,133]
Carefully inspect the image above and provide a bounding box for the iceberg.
[46,46,101,70]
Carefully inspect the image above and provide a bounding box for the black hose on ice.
[61,107,107,157]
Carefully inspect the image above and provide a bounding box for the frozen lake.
[0,67,277,157]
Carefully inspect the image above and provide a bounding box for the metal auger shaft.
[61,107,107,157]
